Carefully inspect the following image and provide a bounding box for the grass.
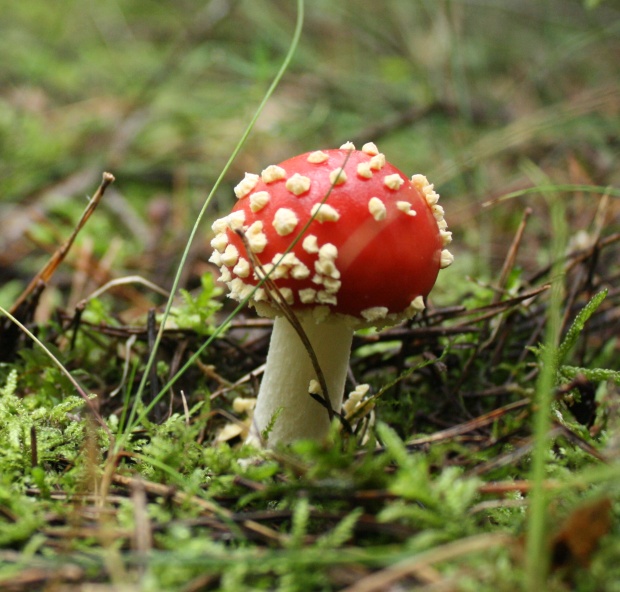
[1,0,620,590]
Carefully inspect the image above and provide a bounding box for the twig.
[110,473,287,545]
[494,207,532,303]
[341,533,512,592]
[408,399,531,448]
[10,172,115,315]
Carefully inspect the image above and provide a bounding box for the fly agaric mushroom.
[209,142,453,447]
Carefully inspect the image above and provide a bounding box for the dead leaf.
[550,497,612,570]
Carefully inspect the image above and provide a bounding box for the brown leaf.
[550,497,612,570]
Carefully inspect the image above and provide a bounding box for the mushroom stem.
[249,315,354,447]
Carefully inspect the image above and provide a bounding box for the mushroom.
[210,142,453,447]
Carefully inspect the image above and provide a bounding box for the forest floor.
[0,1,619,590]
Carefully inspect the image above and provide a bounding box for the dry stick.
[0,563,84,590]
[493,207,532,305]
[342,533,512,592]
[460,222,543,402]
[552,421,608,462]
[76,275,170,306]
[10,172,115,314]
[583,192,610,290]
[353,398,531,461]
[69,275,170,350]
[477,480,561,496]
[458,208,533,389]
[463,399,608,476]
[486,207,533,365]
[468,426,564,477]
[527,231,620,286]
[407,398,531,448]
[110,473,286,545]
[431,284,549,322]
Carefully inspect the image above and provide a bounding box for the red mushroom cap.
[209,142,453,327]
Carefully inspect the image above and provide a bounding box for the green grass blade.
[121,0,305,444]
[525,195,568,588]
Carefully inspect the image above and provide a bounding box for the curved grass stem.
[525,194,568,588]
[119,0,305,447]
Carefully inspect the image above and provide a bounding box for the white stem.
[249,315,354,447]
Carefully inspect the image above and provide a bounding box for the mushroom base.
[248,315,354,447]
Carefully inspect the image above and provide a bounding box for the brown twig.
[10,172,115,315]
[341,533,513,592]
[110,473,287,545]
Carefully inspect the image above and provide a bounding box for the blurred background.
[1,0,618,318]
